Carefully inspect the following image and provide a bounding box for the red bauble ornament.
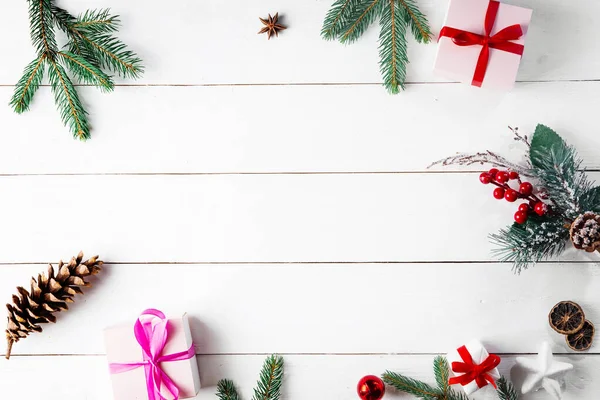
[493,187,505,199]
[479,173,491,184]
[504,189,518,202]
[514,210,528,224]
[534,202,547,216]
[509,171,519,180]
[519,182,533,196]
[518,203,530,213]
[495,171,509,183]
[357,375,385,400]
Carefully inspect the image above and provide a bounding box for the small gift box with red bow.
[433,0,533,89]
[447,340,501,395]
[105,309,201,400]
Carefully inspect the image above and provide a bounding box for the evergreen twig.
[10,55,47,113]
[496,376,519,400]
[322,0,431,94]
[383,357,516,399]
[217,379,241,400]
[490,216,569,273]
[11,1,143,140]
[383,370,440,399]
[216,355,284,400]
[252,355,285,400]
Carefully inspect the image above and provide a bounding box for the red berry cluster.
[479,168,549,224]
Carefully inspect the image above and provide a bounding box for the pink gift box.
[105,312,201,400]
[433,0,533,89]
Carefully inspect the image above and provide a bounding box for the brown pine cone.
[570,212,600,252]
[5,252,102,359]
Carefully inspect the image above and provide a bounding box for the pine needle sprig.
[383,370,440,399]
[321,0,361,40]
[29,0,57,55]
[11,1,143,140]
[378,0,408,94]
[398,0,433,43]
[47,58,90,140]
[58,51,114,91]
[217,379,241,400]
[10,55,47,113]
[496,376,519,400]
[433,356,450,398]
[73,9,120,34]
[216,355,284,400]
[322,0,432,94]
[252,355,284,400]
[339,0,383,44]
[490,216,569,273]
[52,7,144,79]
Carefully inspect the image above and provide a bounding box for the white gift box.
[447,339,501,395]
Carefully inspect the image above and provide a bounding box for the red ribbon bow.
[439,0,524,87]
[448,345,501,389]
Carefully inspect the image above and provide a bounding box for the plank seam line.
[0,260,593,266]
[0,79,598,88]
[8,352,599,357]
[0,170,598,177]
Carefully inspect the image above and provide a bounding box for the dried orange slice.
[549,301,585,335]
[566,320,595,351]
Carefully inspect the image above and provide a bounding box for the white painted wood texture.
[0,0,599,399]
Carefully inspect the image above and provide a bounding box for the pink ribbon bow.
[109,309,195,400]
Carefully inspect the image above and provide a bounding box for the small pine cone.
[570,212,600,252]
[5,252,102,359]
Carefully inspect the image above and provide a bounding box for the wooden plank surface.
[0,354,597,400]
[1,0,599,84]
[1,173,600,263]
[1,83,600,174]
[1,0,599,399]
[0,263,597,356]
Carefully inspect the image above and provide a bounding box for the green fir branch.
[73,9,120,34]
[580,187,600,213]
[398,0,432,43]
[50,4,77,32]
[433,356,450,398]
[14,2,143,140]
[10,55,47,113]
[47,58,90,140]
[340,0,383,44]
[322,0,431,93]
[216,355,284,400]
[29,0,57,56]
[217,379,241,400]
[496,376,519,400]
[382,370,440,399]
[252,355,284,400]
[490,216,569,273]
[76,32,144,78]
[378,0,408,94]
[321,0,361,40]
[59,51,114,91]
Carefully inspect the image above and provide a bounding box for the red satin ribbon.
[439,0,524,87]
[448,345,501,389]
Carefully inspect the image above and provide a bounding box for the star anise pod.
[258,13,286,40]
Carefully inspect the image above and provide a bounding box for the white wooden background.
[0,0,599,398]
